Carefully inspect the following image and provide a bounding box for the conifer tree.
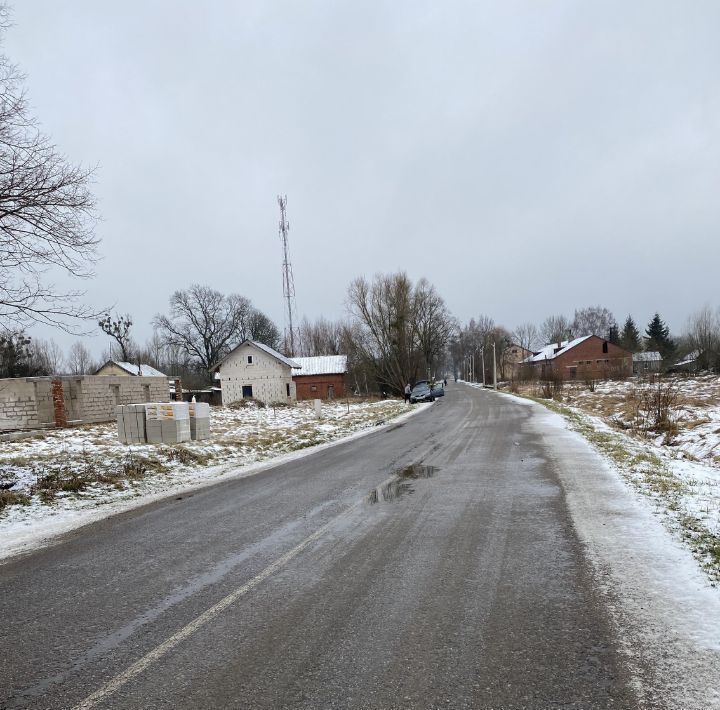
[645,313,675,358]
[620,315,641,352]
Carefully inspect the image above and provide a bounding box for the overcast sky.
[6,1,720,354]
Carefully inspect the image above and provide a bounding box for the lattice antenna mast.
[278,195,297,356]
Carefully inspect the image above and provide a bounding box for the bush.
[0,489,31,510]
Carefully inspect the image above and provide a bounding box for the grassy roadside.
[520,393,720,582]
[0,398,408,517]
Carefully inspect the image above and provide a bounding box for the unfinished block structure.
[0,375,170,433]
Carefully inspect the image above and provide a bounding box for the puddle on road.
[367,463,438,504]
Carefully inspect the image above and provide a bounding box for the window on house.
[242,385,253,398]
[286,383,291,397]
[602,341,608,353]
[143,384,151,402]
[247,355,253,364]
[110,384,120,405]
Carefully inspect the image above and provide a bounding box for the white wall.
[218,343,296,405]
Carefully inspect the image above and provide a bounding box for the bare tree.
[153,285,254,373]
[414,278,455,376]
[31,338,64,374]
[98,313,134,361]
[512,322,539,352]
[246,308,281,349]
[67,340,93,375]
[298,316,345,356]
[540,314,571,345]
[0,10,100,332]
[685,305,720,371]
[346,272,453,394]
[571,305,617,339]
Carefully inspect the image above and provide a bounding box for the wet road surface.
[1,384,642,709]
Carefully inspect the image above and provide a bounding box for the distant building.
[213,340,300,405]
[94,360,167,377]
[292,355,347,400]
[632,351,662,375]
[668,350,701,374]
[503,343,534,380]
[524,335,632,381]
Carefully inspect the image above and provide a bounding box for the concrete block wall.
[0,375,170,432]
[0,378,43,431]
[77,376,168,424]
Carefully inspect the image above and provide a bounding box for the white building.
[214,340,300,405]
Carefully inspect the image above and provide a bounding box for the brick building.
[292,356,347,400]
[524,335,632,381]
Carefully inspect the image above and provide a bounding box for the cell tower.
[277,195,298,356]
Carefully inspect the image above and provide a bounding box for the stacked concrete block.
[188,402,211,440]
[144,402,191,444]
[116,404,147,444]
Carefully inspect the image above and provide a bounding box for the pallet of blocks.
[144,402,191,444]
[116,404,147,444]
[188,402,211,440]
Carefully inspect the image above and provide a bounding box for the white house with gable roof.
[213,340,300,405]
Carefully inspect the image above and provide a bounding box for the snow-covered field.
[499,375,720,580]
[0,398,416,561]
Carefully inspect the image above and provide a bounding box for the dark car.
[409,382,433,403]
[431,382,445,398]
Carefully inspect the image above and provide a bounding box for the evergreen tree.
[620,315,641,352]
[608,324,620,345]
[645,313,675,358]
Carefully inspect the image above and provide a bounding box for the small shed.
[214,340,300,405]
[632,351,662,375]
[292,355,347,400]
[94,360,167,377]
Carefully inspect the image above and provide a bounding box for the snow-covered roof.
[292,355,348,376]
[673,350,700,367]
[633,351,662,362]
[213,340,301,370]
[524,336,593,363]
[97,361,167,377]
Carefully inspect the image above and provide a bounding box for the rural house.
[632,351,662,375]
[524,335,632,381]
[292,355,347,400]
[503,343,534,380]
[213,340,300,405]
[94,360,167,377]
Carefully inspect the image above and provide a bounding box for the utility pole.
[492,341,497,390]
[481,347,486,387]
[277,195,297,356]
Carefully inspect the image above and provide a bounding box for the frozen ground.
[0,398,421,561]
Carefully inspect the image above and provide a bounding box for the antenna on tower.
[277,195,298,356]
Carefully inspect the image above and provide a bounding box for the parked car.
[431,382,445,398]
[409,382,433,403]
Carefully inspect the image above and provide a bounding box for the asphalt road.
[1,384,642,709]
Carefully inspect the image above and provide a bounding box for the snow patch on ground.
[0,399,427,562]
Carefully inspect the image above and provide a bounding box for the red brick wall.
[536,336,632,381]
[293,374,345,400]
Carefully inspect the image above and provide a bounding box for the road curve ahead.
[2,385,648,708]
